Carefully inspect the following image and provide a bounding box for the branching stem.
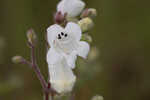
[21,43,53,100]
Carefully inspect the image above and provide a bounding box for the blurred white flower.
[57,0,85,17]
[48,58,76,93]
[91,95,104,100]
[47,22,90,69]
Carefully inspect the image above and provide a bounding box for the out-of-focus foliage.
[0,0,150,100]
[0,37,5,64]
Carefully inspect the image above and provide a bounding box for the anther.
[58,34,61,37]
[64,34,68,37]
[61,32,64,36]
[58,34,61,39]
[58,36,61,39]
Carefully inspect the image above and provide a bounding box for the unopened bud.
[54,11,66,24]
[27,28,36,45]
[12,56,23,63]
[81,8,97,18]
[91,95,104,100]
[88,8,97,18]
[80,8,89,18]
[81,34,92,43]
[66,17,78,23]
[78,17,94,32]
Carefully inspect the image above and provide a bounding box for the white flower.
[48,57,76,93]
[46,22,90,93]
[57,0,85,17]
[47,22,90,69]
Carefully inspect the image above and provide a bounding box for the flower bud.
[88,8,97,18]
[27,28,36,46]
[78,17,94,32]
[81,8,97,18]
[66,17,78,23]
[12,56,23,64]
[54,11,66,24]
[91,95,104,100]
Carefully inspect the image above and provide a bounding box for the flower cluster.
[47,0,97,94]
[12,0,97,98]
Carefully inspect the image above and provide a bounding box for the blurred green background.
[1,0,150,100]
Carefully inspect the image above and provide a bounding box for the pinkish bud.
[81,8,97,18]
[54,11,66,24]
[12,56,23,64]
[80,8,89,18]
[26,28,37,46]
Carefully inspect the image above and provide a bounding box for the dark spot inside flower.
[61,32,64,36]
[58,34,61,37]
[58,36,61,39]
[64,34,68,37]
[58,34,61,39]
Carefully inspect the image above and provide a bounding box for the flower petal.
[65,22,82,41]
[77,41,90,59]
[47,24,64,46]
[57,0,85,17]
[47,48,63,65]
[65,0,85,17]
[57,0,65,14]
[48,59,76,93]
[64,51,77,69]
